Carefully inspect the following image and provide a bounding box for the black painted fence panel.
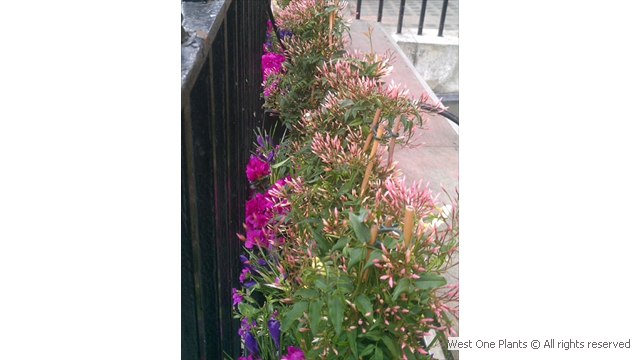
[181,1,270,358]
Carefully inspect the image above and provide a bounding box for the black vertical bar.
[221,0,236,357]
[397,0,406,33]
[214,18,229,358]
[189,53,221,359]
[181,103,201,360]
[377,0,384,22]
[356,0,362,19]
[438,0,449,37]
[418,0,428,35]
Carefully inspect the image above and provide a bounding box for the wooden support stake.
[387,116,402,168]
[403,205,415,245]
[360,120,386,196]
[328,0,338,47]
[363,108,382,153]
[361,225,379,283]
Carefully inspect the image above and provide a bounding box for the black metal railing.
[181,0,270,359]
[355,0,451,36]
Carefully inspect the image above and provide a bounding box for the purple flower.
[244,332,259,356]
[246,155,271,182]
[274,273,287,286]
[238,318,248,336]
[242,280,257,288]
[256,135,272,149]
[240,268,256,287]
[259,150,276,164]
[232,288,243,306]
[279,29,292,39]
[282,346,305,360]
[267,319,280,349]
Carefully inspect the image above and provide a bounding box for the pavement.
[345,0,459,38]
[345,17,460,360]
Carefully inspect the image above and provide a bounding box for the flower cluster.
[233,133,301,360]
[262,20,288,100]
[241,135,290,250]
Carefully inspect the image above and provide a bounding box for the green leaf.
[328,294,345,336]
[281,300,309,333]
[363,249,382,270]
[339,99,355,108]
[314,279,328,291]
[360,344,375,357]
[294,288,319,300]
[362,330,381,341]
[331,237,350,252]
[348,210,370,244]
[297,217,322,225]
[373,347,384,360]
[309,299,323,335]
[338,274,355,293]
[347,329,358,357]
[354,294,373,318]
[381,335,400,358]
[403,346,418,360]
[309,224,330,254]
[237,302,256,318]
[347,247,364,271]
[392,277,411,301]
[414,273,447,291]
[271,157,290,169]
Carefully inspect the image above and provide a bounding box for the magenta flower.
[282,346,305,360]
[246,155,271,182]
[232,288,243,306]
[262,52,286,81]
[245,193,272,228]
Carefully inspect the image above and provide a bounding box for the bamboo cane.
[361,224,379,283]
[403,205,415,245]
[360,120,386,196]
[363,108,382,153]
[328,0,338,47]
[387,116,402,168]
